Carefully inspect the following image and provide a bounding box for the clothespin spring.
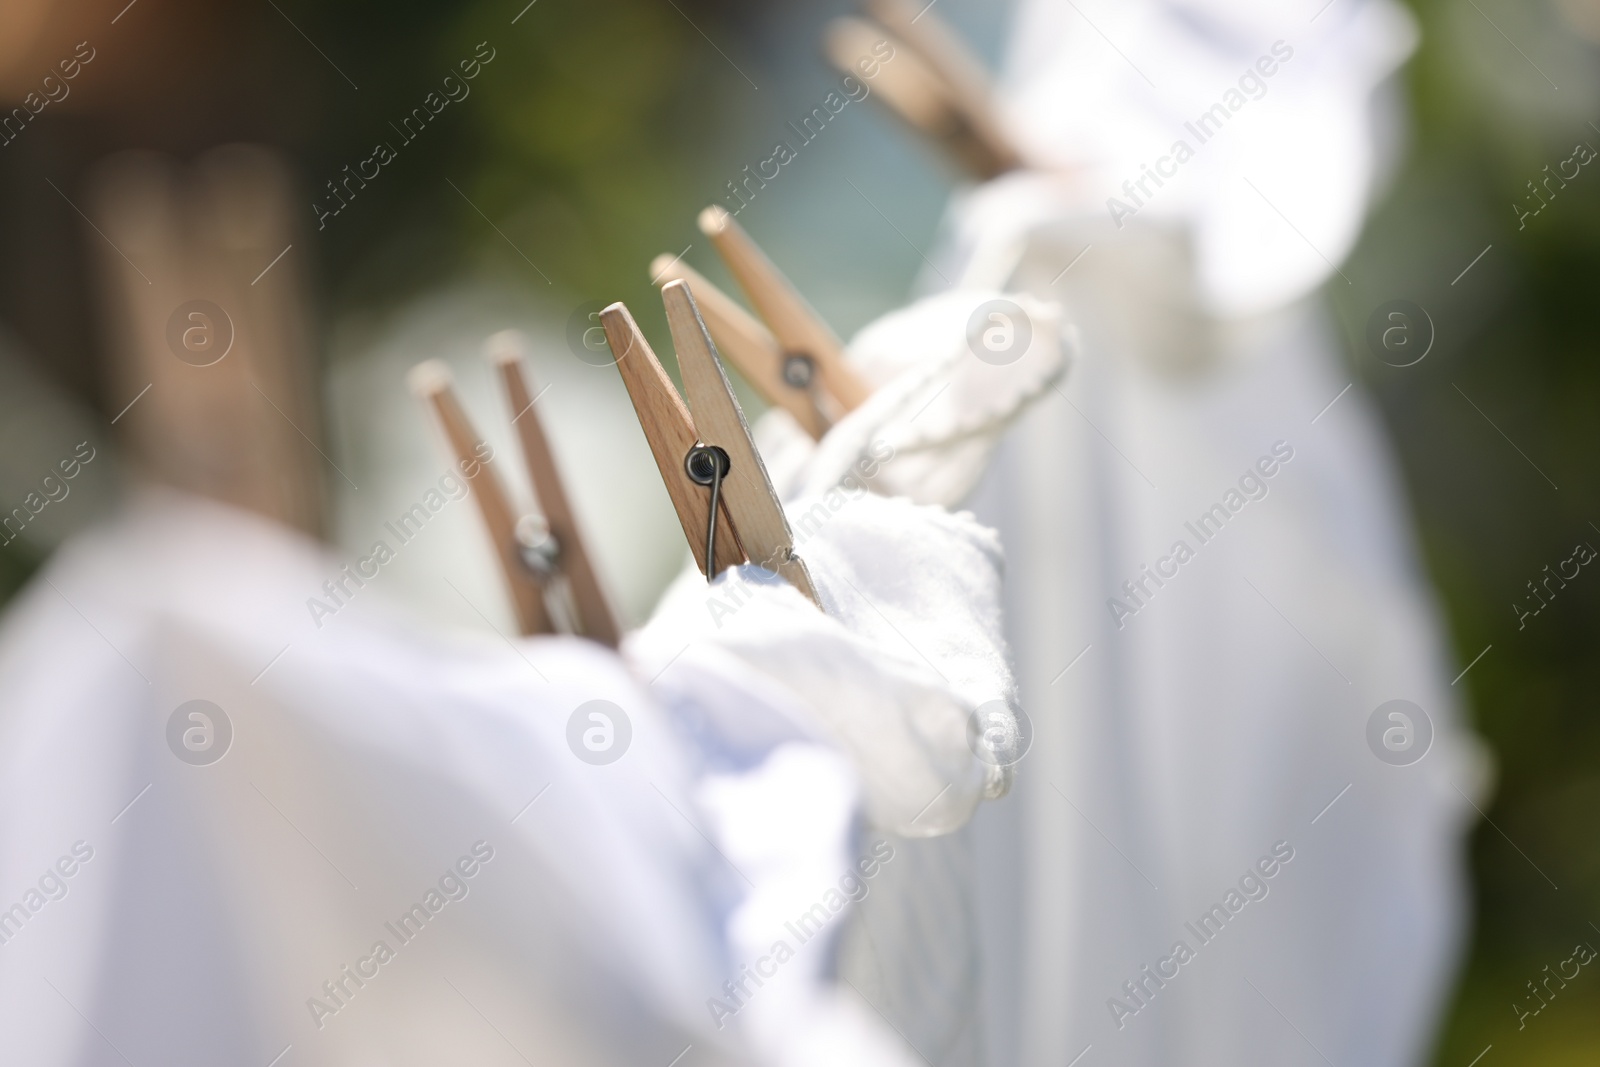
[514,513,589,634]
[781,353,832,435]
[514,514,561,581]
[685,444,732,580]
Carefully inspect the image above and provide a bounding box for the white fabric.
[966,268,1486,1067]
[761,289,1071,510]
[731,290,1067,1067]
[630,492,1025,1067]
[635,493,1018,835]
[0,488,1013,1067]
[956,0,1418,318]
[912,4,1487,1066]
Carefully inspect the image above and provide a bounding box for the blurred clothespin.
[89,145,327,535]
[409,337,621,646]
[649,206,871,441]
[600,280,821,608]
[824,0,1024,181]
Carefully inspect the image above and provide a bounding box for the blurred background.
[0,0,1595,1062]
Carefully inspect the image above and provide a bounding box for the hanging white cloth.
[739,287,1069,1067]
[639,490,1021,1067]
[899,2,1491,1065]
[0,486,1014,1067]
[975,0,1419,318]
[759,288,1070,511]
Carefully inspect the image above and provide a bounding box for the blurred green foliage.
[0,0,763,610]
[0,0,759,411]
[297,0,755,339]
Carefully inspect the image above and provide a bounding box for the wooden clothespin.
[824,0,1024,181]
[647,255,830,440]
[698,206,871,416]
[89,145,326,535]
[600,281,821,608]
[649,208,872,441]
[408,339,621,646]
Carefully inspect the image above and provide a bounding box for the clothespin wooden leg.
[649,255,829,440]
[865,0,1022,172]
[598,303,745,580]
[662,281,820,607]
[488,332,622,648]
[823,12,1021,181]
[408,361,554,636]
[697,206,873,413]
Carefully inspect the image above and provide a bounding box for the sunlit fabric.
[0,489,1012,1067]
[983,0,1418,317]
[916,2,1491,1065]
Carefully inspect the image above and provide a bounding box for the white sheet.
[731,288,1070,1067]
[912,2,1489,1065]
[0,487,1014,1067]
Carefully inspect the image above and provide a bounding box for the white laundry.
[627,490,1025,1067]
[906,2,1491,1067]
[730,287,1070,1067]
[978,0,1419,318]
[635,492,1019,835]
[758,289,1071,510]
[965,278,1487,1067]
[0,486,1013,1067]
